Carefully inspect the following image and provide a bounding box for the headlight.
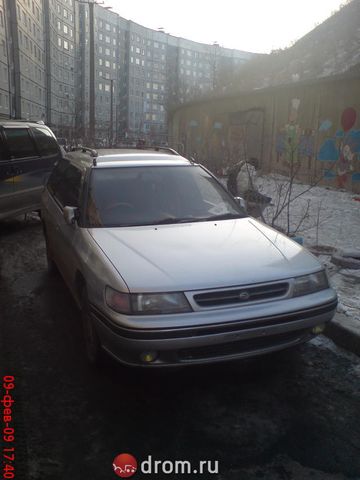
[105,286,191,315]
[292,271,329,297]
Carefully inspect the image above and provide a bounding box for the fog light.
[140,351,158,363]
[312,324,325,335]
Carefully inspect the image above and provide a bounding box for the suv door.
[2,126,41,216]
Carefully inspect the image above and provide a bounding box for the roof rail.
[70,146,98,156]
[136,143,180,155]
[150,146,179,155]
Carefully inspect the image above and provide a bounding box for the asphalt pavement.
[1,215,360,480]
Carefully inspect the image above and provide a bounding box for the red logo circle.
[112,453,138,478]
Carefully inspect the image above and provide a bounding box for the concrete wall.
[170,75,360,193]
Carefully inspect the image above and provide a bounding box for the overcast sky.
[103,0,345,53]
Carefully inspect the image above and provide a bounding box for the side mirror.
[63,206,78,226]
[234,196,247,214]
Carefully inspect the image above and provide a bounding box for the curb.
[325,313,360,357]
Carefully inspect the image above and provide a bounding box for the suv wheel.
[81,289,103,366]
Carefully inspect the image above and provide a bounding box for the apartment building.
[0,0,10,118]
[5,0,46,121]
[126,21,169,141]
[0,1,256,145]
[44,0,76,138]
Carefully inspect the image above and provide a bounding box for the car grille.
[193,282,289,308]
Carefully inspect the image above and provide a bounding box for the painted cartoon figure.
[337,143,354,189]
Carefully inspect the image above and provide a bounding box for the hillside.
[231,0,360,91]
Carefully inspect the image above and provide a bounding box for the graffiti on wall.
[276,99,315,169]
[318,107,360,187]
[275,100,360,188]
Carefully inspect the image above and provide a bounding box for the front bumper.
[90,297,338,367]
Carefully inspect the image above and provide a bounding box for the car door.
[2,126,41,215]
[45,160,83,287]
[0,128,15,220]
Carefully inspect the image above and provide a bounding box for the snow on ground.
[257,175,360,323]
[257,175,360,251]
[222,174,360,324]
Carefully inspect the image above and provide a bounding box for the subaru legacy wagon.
[41,148,337,367]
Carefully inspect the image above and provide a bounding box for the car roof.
[0,120,50,128]
[65,148,192,169]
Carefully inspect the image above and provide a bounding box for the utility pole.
[6,0,21,118]
[100,76,114,147]
[89,1,95,143]
[76,0,103,144]
[110,78,114,147]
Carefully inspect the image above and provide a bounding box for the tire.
[81,289,103,367]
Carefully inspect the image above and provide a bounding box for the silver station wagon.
[41,148,337,367]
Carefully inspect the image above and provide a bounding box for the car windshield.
[85,165,245,227]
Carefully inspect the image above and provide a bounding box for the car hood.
[88,218,321,292]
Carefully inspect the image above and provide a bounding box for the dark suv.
[0,121,62,220]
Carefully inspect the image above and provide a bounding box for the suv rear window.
[4,128,37,159]
[32,127,59,156]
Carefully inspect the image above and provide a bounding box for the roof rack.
[133,145,180,155]
[70,146,98,166]
[70,146,98,156]
[151,146,179,155]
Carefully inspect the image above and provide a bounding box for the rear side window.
[48,160,82,207]
[4,128,37,159]
[32,127,59,156]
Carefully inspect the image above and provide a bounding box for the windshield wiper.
[103,213,244,228]
[154,217,198,225]
[155,213,244,224]
[199,213,245,221]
